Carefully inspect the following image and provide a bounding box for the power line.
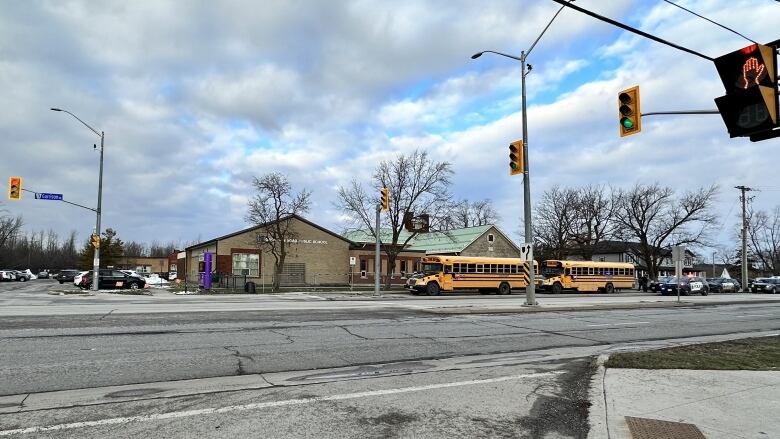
[551,0,713,61]
[661,0,757,44]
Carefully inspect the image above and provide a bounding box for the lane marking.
[0,371,563,436]
[587,321,651,327]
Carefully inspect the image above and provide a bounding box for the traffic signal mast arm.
[19,187,97,212]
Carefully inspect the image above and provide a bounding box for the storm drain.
[625,416,706,439]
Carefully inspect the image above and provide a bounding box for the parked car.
[37,271,50,279]
[706,278,738,293]
[0,270,16,282]
[55,270,81,284]
[659,276,709,296]
[650,276,673,293]
[76,269,148,290]
[11,270,31,282]
[751,278,780,294]
[73,271,90,287]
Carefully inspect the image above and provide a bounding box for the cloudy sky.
[1,0,779,253]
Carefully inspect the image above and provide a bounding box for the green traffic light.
[621,117,634,129]
[510,162,519,170]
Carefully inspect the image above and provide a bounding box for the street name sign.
[35,193,63,201]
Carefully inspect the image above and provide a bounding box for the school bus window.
[587,267,593,275]
[491,264,498,273]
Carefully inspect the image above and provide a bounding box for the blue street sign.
[35,193,63,201]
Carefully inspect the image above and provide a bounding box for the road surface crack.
[18,393,30,411]
[224,346,254,376]
[99,309,116,320]
[338,325,370,340]
[268,329,295,344]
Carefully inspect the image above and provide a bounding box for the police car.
[659,276,709,296]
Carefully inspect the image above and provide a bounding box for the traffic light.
[509,140,523,176]
[618,86,641,137]
[7,176,21,200]
[90,234,101,249]
[380,187,390,211]
[714,43,778,138]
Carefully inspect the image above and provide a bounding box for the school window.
[476,264,483,273]
[232,253,259,276]
[467,264,476,273]
[587,267,594,275]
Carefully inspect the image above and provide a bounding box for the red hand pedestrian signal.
[741,57,766,89]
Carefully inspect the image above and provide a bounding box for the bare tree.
[246,172,311,292]
[335,149,453,289]
[533,186,577,260]
[567,185,618,260]
[746,205,780,274]
[448,198,500,229]
[614,183,718,279]
[0,207,23,266]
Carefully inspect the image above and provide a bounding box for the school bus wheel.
[498,282,511,295]
[552,282,563,294]
[605,283,615,294]
[426,282,440,296]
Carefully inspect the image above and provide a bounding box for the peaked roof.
[344,224,520,255]
[186,214,355,250]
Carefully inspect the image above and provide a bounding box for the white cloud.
[0,0,778,253]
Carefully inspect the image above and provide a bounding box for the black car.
[77,269,147,290]
[649,276,673,293]
[37,271,50,279]
[751,278,780,294]
[55,270,81,284]
[659,276,709,296]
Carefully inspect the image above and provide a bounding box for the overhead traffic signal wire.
[551,0,714,61]
[661,0,757,45]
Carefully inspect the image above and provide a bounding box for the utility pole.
[736,186,752,292]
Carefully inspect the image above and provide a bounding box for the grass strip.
[605,336,780,370]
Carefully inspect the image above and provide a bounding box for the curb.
[588,354,611,439]
[420,298,780,315]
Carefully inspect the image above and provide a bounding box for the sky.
[1,0,779,256]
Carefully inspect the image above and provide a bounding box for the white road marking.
[0,371,563,436]
[735,314,773,318]
[587,321,651,327]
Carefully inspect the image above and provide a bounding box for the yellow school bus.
[405,255,537,295]
[539,260,635,294]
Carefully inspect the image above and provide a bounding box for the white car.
[0,270,16,281]
[73,271,89,287]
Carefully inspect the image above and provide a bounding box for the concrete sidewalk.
[589,366,780,438]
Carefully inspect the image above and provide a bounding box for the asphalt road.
[0,280,778,438]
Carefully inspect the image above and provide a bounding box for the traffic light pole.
[93,131,104,292]
[374,205,381,297]
[520,51,537,306]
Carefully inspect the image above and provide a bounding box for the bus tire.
[605,283,615,294]
[498,282,511,295]
[426,282,440,296]
[552,282,563,294]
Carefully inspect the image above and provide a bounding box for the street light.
[51,107,105,292]
[471,1,571,306]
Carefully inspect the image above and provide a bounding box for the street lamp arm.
[50,108,101,137]
[471,50,522,62]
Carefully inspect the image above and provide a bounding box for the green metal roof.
[343,225,494,254]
